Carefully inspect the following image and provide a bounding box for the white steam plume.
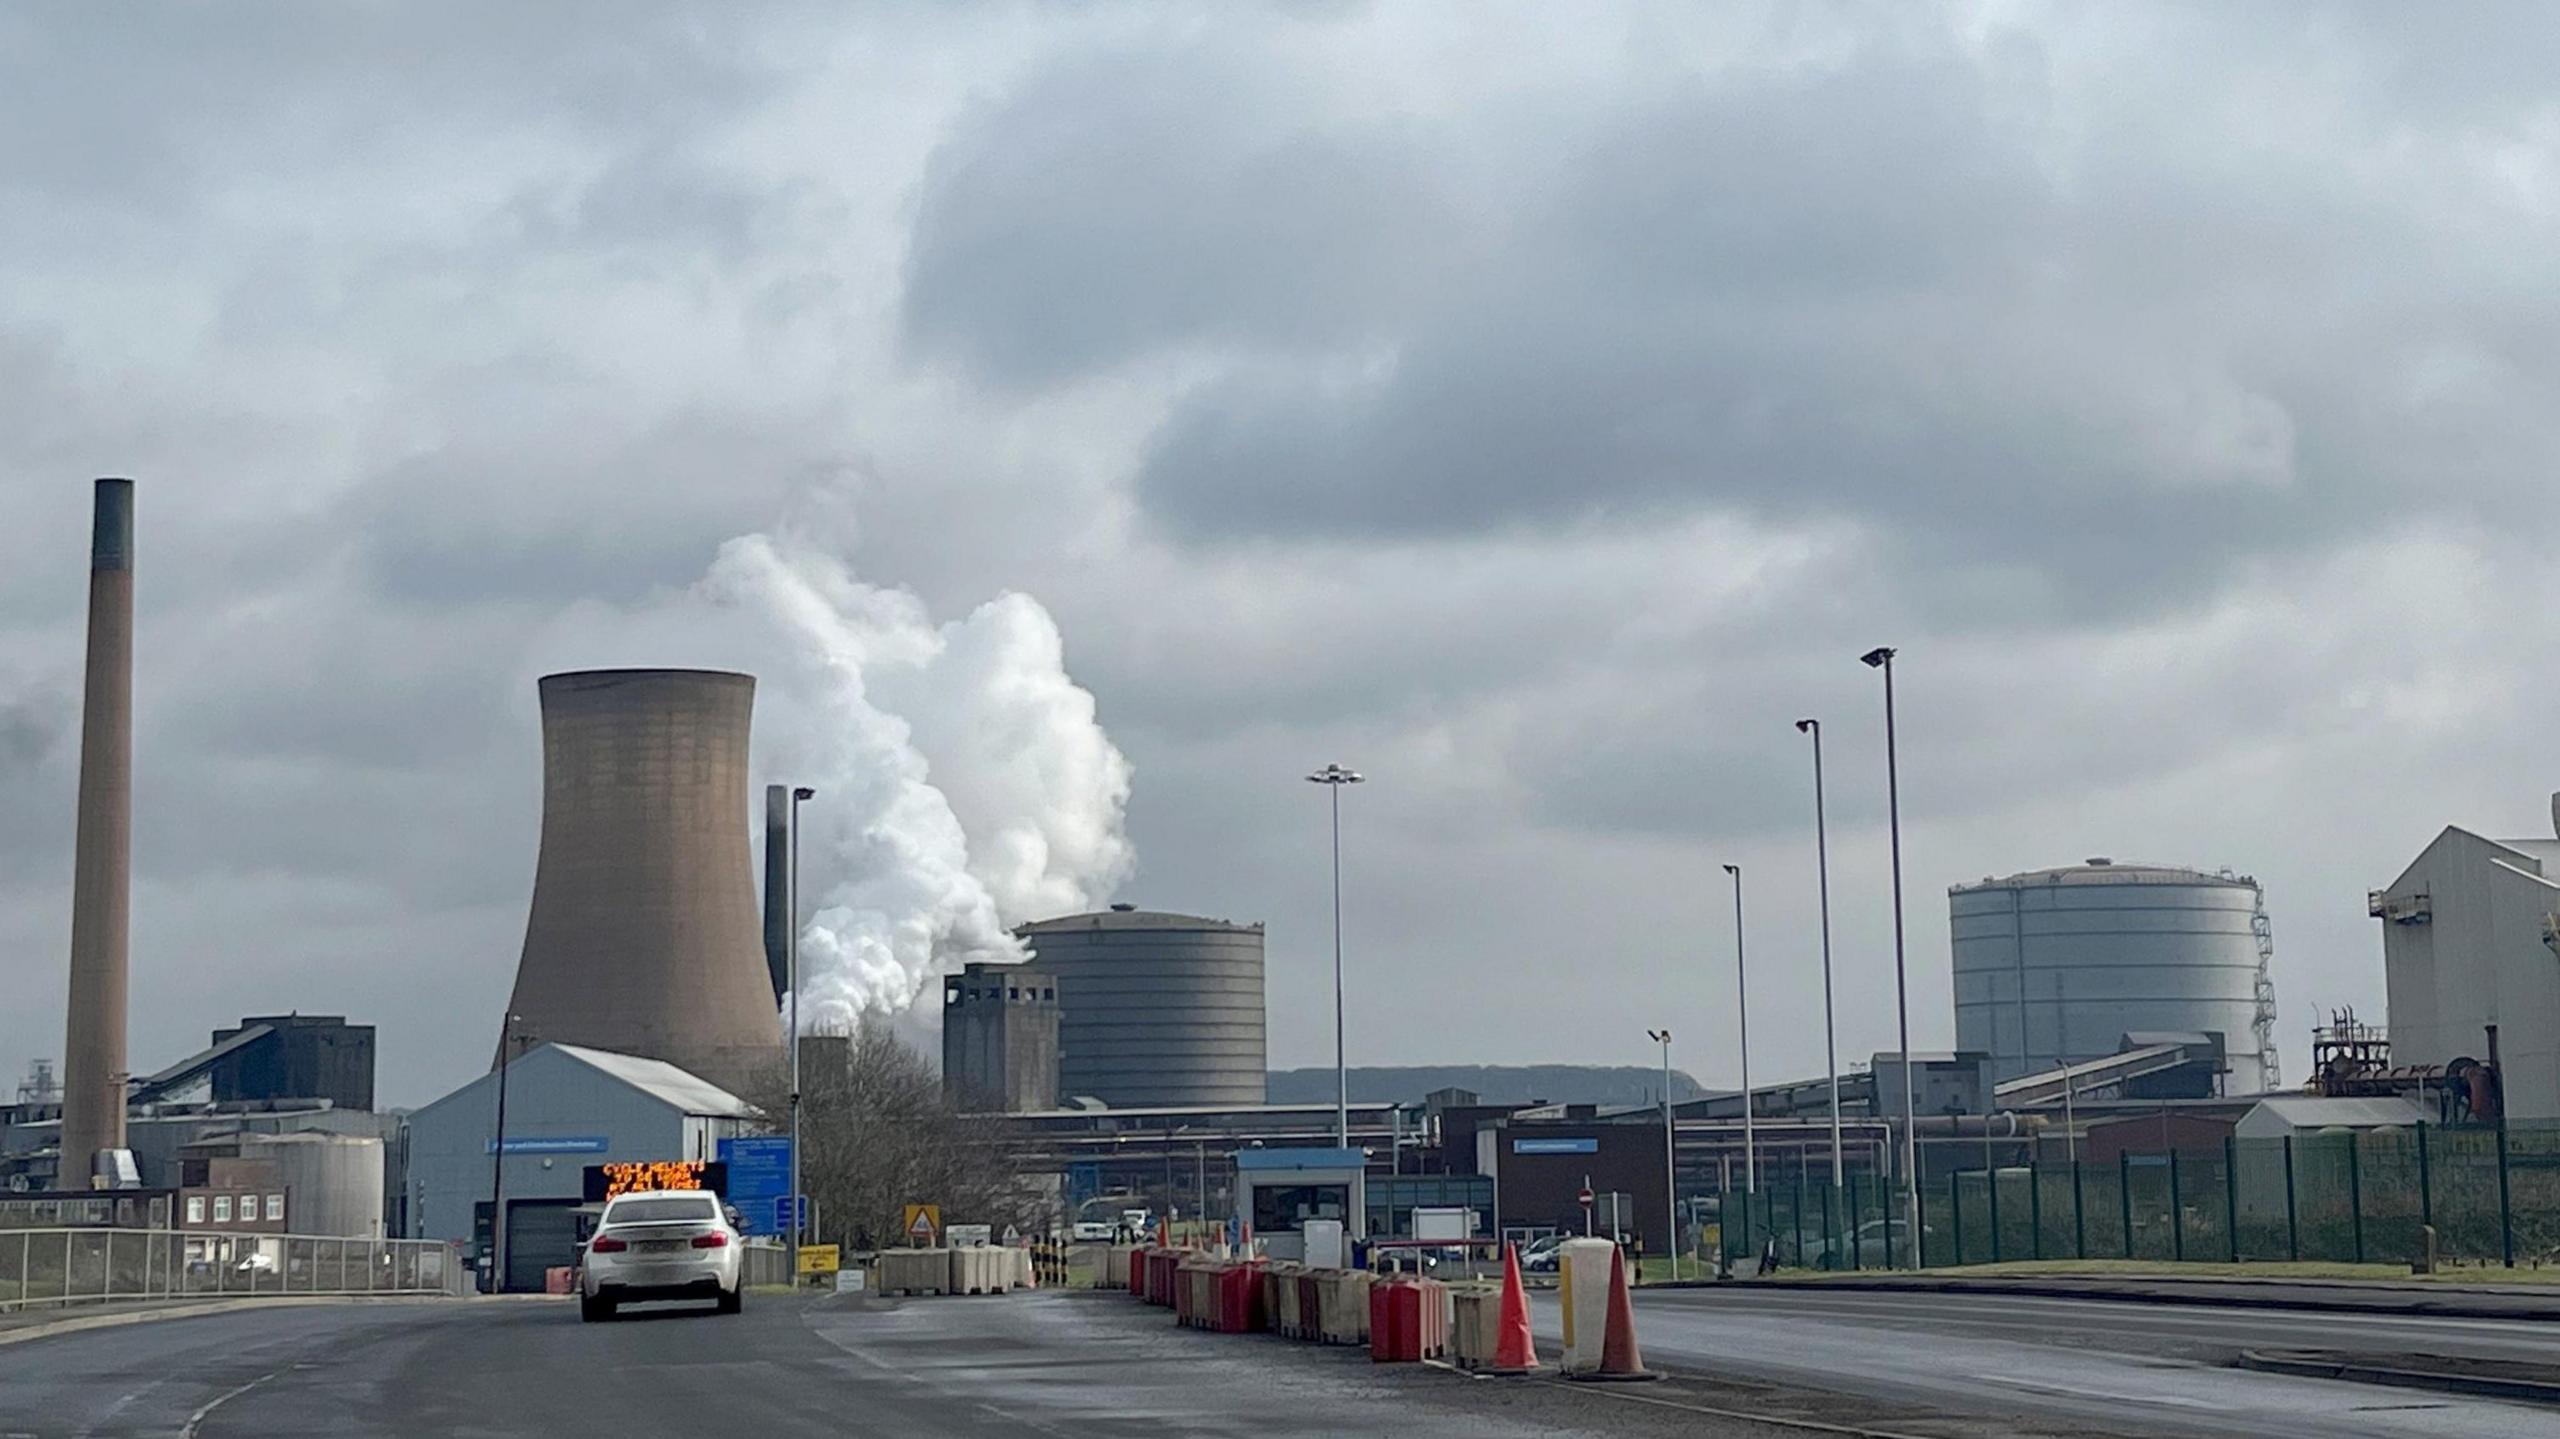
[536,531,1134,1032]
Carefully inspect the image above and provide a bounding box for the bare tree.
[738,1027,1047,1251]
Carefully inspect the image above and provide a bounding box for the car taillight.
[590,1235,628,1253]
[691,1231,729,1249]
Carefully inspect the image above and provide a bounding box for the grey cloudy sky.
[6,3,2559,1107]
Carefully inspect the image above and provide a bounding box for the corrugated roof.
[1952,860,2256,892]
[549,1044,759,1118]
[2242,1096,2428,1130]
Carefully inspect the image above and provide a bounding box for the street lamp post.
[488,1011,522,1293]
[1861,645,1922,1263]
[1796,719,1845,1191]
[788,785,815,1255]
[1723,865,1754,1202]
[1648,1028,1679,1281]
[1306,764,1363,1149]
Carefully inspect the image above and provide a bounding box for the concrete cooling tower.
[497,669,781,1095]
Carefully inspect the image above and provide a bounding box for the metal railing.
[0,1228,468,1312]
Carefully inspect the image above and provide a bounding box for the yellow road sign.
[796,1244,841,1276]
[903,1203,943,1247]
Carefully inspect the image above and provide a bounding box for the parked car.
[1069,1220,1116,1241]
[1802,1218,1931,1270]
[1517,1234,1567,1273]
[579,1189,743,1321]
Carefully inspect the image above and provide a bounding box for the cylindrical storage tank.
[499,669,781,1095]
[1018,908,1266,1107]
[240,1133,385,1239]
[1950,860,2270,1094]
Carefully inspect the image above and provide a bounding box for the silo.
[1018,907,1266,1108]
[240,1133,385,1239]
[1950,860,2277,1094]
[498,669,781,1096]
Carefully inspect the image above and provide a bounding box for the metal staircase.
[2250,890,2280,1088]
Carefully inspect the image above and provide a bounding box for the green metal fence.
[1711,1121,2560,1272]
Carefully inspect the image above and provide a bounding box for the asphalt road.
[1531,1285,2560,1439]
[0,1291,1781,1439]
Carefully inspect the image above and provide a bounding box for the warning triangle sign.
[903,1203,941,1246]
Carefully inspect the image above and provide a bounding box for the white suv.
[580,1189,743,1321]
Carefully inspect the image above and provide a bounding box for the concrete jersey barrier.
[1446,1284,1506,1370]
[1264,1262,1305,1337]
[1556,1239,1617,1375]
[949,1246,1011,1295]
[877,1248,950,1297]
[1313,1268,1373,1345]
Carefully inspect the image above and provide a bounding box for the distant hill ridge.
[1265,1065,1705,1108]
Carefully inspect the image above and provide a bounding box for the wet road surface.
[0,1291,1774,1438]
[1530,1285,2560,1439]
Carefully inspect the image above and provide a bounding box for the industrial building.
[194,1014,376,1112]
[1018,906,1267,1108]
[942,962,1061,1112]
[497,669,783,1097]
[404,1042,761,1291]
[1951,860,2279,1094]
[3,1006,401,1235]
[2370,812,2560,1120]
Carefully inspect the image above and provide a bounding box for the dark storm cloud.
[905,15,2560,624]
[902,42,1462,386]
[6,2,2553,1104]
[0,1,785,213]
[338,403,826,609]
[0,683,70,780]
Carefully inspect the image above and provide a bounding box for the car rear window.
[606,1196,717,1224]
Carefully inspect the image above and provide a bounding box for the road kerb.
[1697,1275,2560,1322]
[0,1294,482,1348]
[2236,1348,2560,1407]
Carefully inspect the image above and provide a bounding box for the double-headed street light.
[1647,1028,1679,1282]
[1861,645,1921,1261]
[1306,763,1363,1149]
[1796,719,1845,1190]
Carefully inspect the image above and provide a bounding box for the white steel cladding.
[1950,861,2271,1094]
[1018,908,1267,1107]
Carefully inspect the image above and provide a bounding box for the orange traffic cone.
[1489,1242,1539,1374]
[1573,1243,1658,1382]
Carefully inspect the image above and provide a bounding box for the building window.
[267,1194,285,1222]
[186,1196,205,1225]
[1251,1183,1349,1236]
[1043,988,1055,1001]
[1008,987,1020,1000]
[213,1195,232,1223]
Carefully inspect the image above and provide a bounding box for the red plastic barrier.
[1145,1248,1184,1307]
[1127,1246,1149,1297]
[1215,1259,1266,1334]
[1368,1275,1448,1363]
[544,1266,576,1295]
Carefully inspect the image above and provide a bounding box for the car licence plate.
[637,1239,688,1254]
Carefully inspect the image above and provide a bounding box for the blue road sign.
[718,1135,793,1236]
[774,1195,809,1233]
